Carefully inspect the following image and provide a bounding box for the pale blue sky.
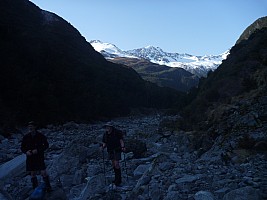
[30,0,266,55]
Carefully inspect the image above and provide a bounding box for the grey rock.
[214,187,231,199]
[254,141,267,152]
[167,184,178,192]
[86,164,102,176]
[0,193,9,200]
[72,169,83,185]
[69,183,86,199]
[136,174,151,186]
[149,183,163,200]
[164,191,182,200]
[124,152,134,160]
[48,152,79,176]
[1,139,9,146]
[0,154,26,180]
[49,143,62,151]
[125,138,147,158]
[175,174,204,184]
[46,188,67,200]
[0,114,266,200]
[159,161,174,171]
[223,186,260,200]
[61,174,75,188]
[133,164,151,177]
[75,175,105,200]
[194,191,215,200]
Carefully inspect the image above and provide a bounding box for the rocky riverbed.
[0,113,266,200]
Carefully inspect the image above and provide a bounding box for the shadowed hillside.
[236,16,267,44]
[111,57,199,92]
[179,26,267,131]
[0,0,184,130]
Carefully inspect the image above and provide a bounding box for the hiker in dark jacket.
[102,122,125,186]
[21,121,51,191]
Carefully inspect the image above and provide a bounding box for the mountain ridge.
[90,40,229,77]
[236,16,267,44]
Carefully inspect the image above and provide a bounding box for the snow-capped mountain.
[90,40,229,77]
[90,40,137,59]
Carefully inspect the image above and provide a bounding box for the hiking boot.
[114,168,122,186]
[31,176,38,189]
[43,176,52,192]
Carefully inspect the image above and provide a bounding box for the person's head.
[103,122,114,134]
[28,121,37,133]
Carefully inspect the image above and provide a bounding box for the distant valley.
[90,40,229,92]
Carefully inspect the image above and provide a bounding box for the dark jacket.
[21,131,49,171]
[102,128,123,152]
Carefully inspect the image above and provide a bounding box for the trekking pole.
[112,150,116,190]
[123,152,129,182]
[102,149,107,185]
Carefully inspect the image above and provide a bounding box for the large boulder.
[124,138,147,158]
[194,191,215,200]
[0,154,26,180]
[223,186,260,200]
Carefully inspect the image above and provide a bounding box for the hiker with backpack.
[101,122,126,186]
[21,121,52,192]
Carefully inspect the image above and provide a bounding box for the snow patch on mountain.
[90,40,137,59]
[90,40,229,77]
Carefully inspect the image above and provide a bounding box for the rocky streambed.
[0,113,266,200]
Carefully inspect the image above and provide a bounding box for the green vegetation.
[179,27,267,130]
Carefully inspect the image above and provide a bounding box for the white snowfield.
[91,40,137,59]
[90,40,230,77]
